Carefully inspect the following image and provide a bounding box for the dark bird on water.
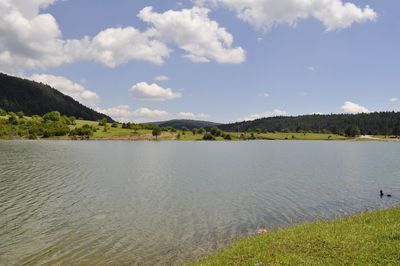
[380,190,392,198]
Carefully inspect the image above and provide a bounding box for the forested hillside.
[0,73,112,122]
[220,112,400,136]
[154,119,220,130]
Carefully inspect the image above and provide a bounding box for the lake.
[1,140,399,265]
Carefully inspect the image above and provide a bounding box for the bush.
[70,124,95,137]
[224,134,232,140]
[98,118,107,126]
[152,127,162,140]
[43,111,61,122]
[203,133,216,140]
[17,111,24,118]
[42,121,70,137]
[0,108,6,116]
[345,126,361,137]
[210,127,222,137]
[8,113,18,125]
[111,123,118,128]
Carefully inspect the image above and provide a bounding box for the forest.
[220,112,400,136]
[0,73,112,122]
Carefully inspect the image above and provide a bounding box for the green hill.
[0,73,112,122]
[220,113,400,136]
[153,119,220,130]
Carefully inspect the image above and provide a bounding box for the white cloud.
[96,105,171,123]
[260,92,269,97]
[238,109,287,121]
[28,74,100,106]
[178,112,210,119]
[129,82,182,101]
[0,1,170,73]
[76,27,170,67]
[308,66,316,71]
[389,97,398,102]
[0,1,248,74]
[341,101,369,114]
[178,112,196,118]
[97,105,210,122]
[197,0,377,31]
[0,0,73,74]
[138,6,246,64]
[155,75,170,81]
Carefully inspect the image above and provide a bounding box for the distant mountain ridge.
[219,112,400,135]
[152,119,220,130]
[0,73,113,122]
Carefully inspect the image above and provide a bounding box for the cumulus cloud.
[96,105,171,123]
[0,0,73,73]
[389,97,398,102]
[238,109,287,121]
[178,112,210,119]
[0,1,168,73]
[129,82,182,101]
[341,101,369,114]
[155,75,170,81]
[97,105,210,122]
[138,6,246,64]
[29,74,100,106]
[0,1,248,73]
[75,27,170,67]
[197,0,377,31]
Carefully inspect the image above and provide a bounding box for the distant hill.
[153,119,220,130]
[219,112,400,136]
[0,73,113,122]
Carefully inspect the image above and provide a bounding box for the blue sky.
[1,0,399,122]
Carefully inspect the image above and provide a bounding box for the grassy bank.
[72,120,350,141]
[2,114,398,141]
[192,206,400,265]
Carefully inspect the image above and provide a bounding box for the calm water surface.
[0,140,399,265]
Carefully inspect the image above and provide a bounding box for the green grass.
[228,132,348,141]
[192,206,400,266]
[3,116,394,141]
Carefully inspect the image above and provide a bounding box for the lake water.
[1,140,399,265]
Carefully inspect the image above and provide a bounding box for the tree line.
[219,112,400,136]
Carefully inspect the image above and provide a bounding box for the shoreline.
[191,205,400,265]
[1,135,400,142]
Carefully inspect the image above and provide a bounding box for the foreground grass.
[192,206,400,265]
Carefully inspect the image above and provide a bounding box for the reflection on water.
[0,140,399,265]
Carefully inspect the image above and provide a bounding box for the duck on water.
[380,190,392,198]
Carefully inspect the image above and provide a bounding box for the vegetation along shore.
[192,206,400,265]
[1,109,400,141]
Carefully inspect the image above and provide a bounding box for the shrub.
[0,108,6,116]
[17,111,24,118]
[70,124,95,137]
[203,133,216,140]
[210,127,222,137]
[43,111,61,122]
[152,127,162,140]
[224,134,232,140]
[98,118,107,126]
